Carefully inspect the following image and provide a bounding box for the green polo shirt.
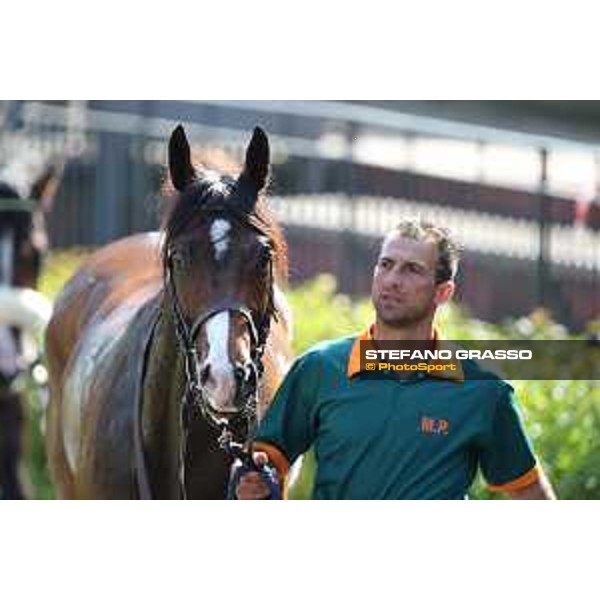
[255,330,540,500]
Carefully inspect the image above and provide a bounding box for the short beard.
[376,302,432,330]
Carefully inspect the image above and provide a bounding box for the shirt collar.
[346,324,464,382]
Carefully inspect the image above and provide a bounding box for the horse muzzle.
[195,359,258,425]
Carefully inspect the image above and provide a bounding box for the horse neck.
[141,299,231,499]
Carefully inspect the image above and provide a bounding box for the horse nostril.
[200,364,211,386]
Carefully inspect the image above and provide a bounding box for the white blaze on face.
[201,311,236,413]
[210,218,231,262]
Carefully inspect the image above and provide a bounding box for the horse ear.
[169,125,195,192]
[241,127,270,192]
[30,162,64,213]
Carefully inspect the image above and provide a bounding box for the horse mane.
[160,149,288,284]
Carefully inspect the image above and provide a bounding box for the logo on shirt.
[421,416,449,436]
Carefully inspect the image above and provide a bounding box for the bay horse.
[45,125,293,499]
[0,152,61,499]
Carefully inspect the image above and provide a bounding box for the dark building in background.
[0,100,598,330]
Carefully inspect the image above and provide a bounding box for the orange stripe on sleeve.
[487,464,541,493]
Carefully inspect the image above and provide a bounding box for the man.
[238,219,555,499]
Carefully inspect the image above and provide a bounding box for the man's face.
[371,233,453,328]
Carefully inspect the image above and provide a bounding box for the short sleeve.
[479,383,539,492]
[255,351,322,466]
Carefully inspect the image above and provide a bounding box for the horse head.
[162,125,286,426]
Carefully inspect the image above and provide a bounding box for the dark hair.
[389,219,461,283]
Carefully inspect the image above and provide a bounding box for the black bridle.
[164,243,275,498]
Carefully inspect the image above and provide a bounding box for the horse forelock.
[161,170,288,282]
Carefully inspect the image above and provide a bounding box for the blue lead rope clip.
[220,430,282,500]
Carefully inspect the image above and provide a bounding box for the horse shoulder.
[45,233,163,496]
[48,233,161,356]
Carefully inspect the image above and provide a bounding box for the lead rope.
[179,393,189,499]
[177,343,264,499]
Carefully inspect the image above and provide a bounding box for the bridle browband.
[163,222,276,499]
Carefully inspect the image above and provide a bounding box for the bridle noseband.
[164,242,274,498]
